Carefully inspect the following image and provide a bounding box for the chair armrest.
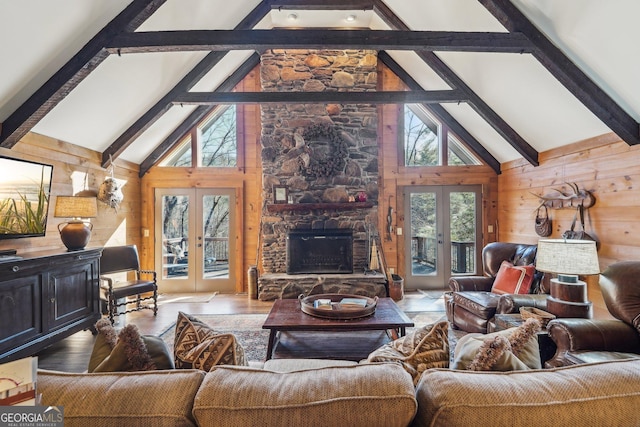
[547,318,640,366]
[448,276,494,292]
[496,294,548,314]
[100,276,114,290]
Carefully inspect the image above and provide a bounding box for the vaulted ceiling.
[1,0,639,176]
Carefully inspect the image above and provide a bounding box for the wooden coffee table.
[262,297,414,361]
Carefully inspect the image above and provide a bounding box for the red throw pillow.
[491,261,535,295]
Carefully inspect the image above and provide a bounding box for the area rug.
[157,292,218,305]
[159,312,463,363]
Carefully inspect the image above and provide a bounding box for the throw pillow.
[88,318,174,372]
[173,312,247,371]
[366,320,449,385]
[451,318,542,371]
[491,260,535,295]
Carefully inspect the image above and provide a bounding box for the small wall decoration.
[97,156,124,211]
[301,123,349,179]
[533,182,595,210]
[273,185,288,204]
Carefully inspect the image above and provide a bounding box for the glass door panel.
[155,188,236,293]
[449,190,478,276]
[158,191,192,287]
[404,185,481,290]
[200,192,234,290]
[409,191,439,278]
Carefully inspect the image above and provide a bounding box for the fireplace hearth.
[287,229,353,274]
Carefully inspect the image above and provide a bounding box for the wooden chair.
[100,245,158,324]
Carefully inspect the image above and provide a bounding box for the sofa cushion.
[38,369,205,427]
[413,359,640,427]
[491,261,535,295]
[174,311,247,371]
[263,358,357,372]
[366,321,449,385]
[89,318,174,372]
[451,319,542,370]
[193,363,417,427]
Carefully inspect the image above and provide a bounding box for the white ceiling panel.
[382,0,506,32]
[120,104,198,164]
[32,51,207,153]
[138,0,262,31]
[438,51,610,152]
[0,0,130,121]
[442,102,521,164]
[512,0,640,121]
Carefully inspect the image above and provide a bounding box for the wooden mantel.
[266,202,374,213]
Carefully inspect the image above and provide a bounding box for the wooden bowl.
[299,293,378,320]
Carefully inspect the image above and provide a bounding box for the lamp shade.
[54,196,98,218]
[54,196,97,251]
[536,239,600,276]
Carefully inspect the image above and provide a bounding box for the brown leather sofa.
[445,242,546,333]
[546,261,640,367]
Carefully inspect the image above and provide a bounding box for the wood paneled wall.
[498,132,640,318]
[140,67,262,292]
[0,132,141,254]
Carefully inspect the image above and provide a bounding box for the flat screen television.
[0,155,54,239]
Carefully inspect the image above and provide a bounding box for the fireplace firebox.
[286,229,353,274]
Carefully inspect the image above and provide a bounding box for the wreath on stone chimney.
[302,123,348,178]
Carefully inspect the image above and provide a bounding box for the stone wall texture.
[258,49,380,299]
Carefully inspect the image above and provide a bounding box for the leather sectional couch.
[546,261,640,367]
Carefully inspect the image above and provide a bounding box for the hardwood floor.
[36,290,444,373]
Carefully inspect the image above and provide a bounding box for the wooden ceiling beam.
[378,51,501,174]
[138,54,261,177]
[479,0,640,146]
[373,0,539,166]
[106,29,533,54]
[173,90,468,105]
[267,0,374,10]
[101,1,271,167]
[0,0,168,148]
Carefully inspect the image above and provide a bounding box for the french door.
[154,188,236,293]
[403,185,482,290]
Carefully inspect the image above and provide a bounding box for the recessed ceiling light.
[346,14,357,22]
[288,13,298,21]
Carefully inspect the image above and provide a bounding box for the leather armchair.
[445,242,546,333]
[546,261,640,367]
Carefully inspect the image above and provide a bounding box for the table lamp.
[54,196,98,251]
[536,239,600,318]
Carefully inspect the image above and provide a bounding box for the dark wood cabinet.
[0,248,101,363]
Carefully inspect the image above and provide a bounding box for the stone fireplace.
[287,229,353,274]
[257,48,387,300]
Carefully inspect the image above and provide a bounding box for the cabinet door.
[47,259,99,331]
[0,275,43,356]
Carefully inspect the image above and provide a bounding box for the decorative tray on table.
[299,293,378,320]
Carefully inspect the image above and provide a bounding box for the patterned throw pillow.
[88,318,174,372]
[452,318,542,371]
[174,312,247,371]
[491,260,535,295]
[367,321,449,385]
